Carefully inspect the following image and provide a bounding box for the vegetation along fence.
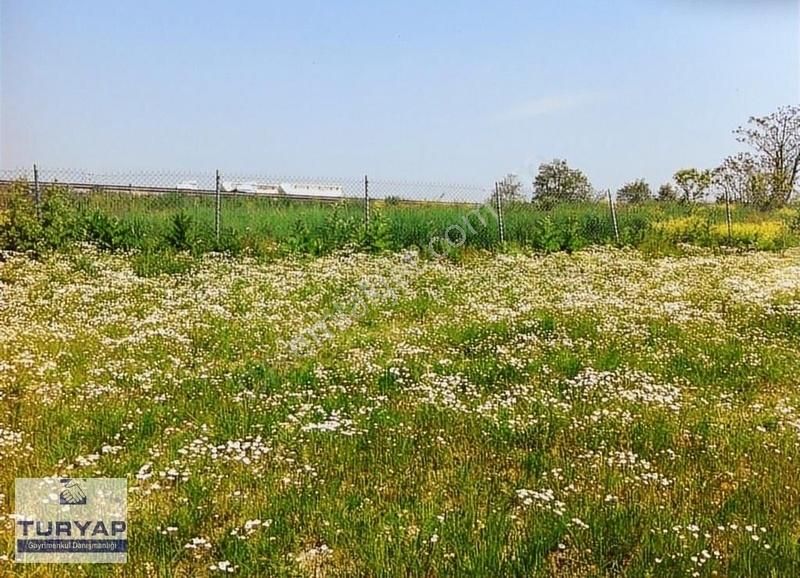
[1,166,798,257]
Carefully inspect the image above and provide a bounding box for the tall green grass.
[1,182,798,256]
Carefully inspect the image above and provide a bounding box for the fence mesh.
[0,167,490,202]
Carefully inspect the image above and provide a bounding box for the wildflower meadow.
[1,244,800,576]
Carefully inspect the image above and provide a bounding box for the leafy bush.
[532,217,564,252]
[38,187,80,250]
[0,183,78,252]
[83,211,144,251]
[619,213,651,246]
[165,212,196,251]
[361,208,392,252]
[286,219,325,255]
[324,204,362,250]
[0,182,41,251]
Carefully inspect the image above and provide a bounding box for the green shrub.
[0,182,78,252]
[533,217,563,253]
[361,208,392,252]
[619,213,650,246]
[38,186,80,250]
[561,216,586,252]
[83,211,144,251]
[286,219,324,255]
[324,203,362,250]
[0,182,41,251]
[165,212,195,251]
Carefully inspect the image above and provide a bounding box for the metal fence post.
[495,182,505,245]
[364,174,370,230]
[215,170,221,242]
[33,164,40,205]
[607,189,620,245]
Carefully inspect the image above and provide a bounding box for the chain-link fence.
[0,167,491,201]
[0,166,501,252]
[1,165,795,254]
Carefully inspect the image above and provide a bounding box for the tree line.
[497,105,800,210]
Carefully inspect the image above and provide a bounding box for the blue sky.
[1,0,798,193]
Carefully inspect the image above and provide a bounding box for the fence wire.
[0,167,490,202]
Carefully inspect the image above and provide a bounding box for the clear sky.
[1,0,798,193]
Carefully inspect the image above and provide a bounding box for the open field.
[2,246,800,576]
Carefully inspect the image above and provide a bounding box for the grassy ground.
[1,247,800,576]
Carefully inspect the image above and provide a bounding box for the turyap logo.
[58,478,87,505]
[15,478,127,564]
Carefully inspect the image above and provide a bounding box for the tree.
[713,152,765,205]
[532,159,593,206]
[674,168,712,202]
[496,173,525,203]
[616,179,652,204]
[733,105,800,207]
[656,183,678,202]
